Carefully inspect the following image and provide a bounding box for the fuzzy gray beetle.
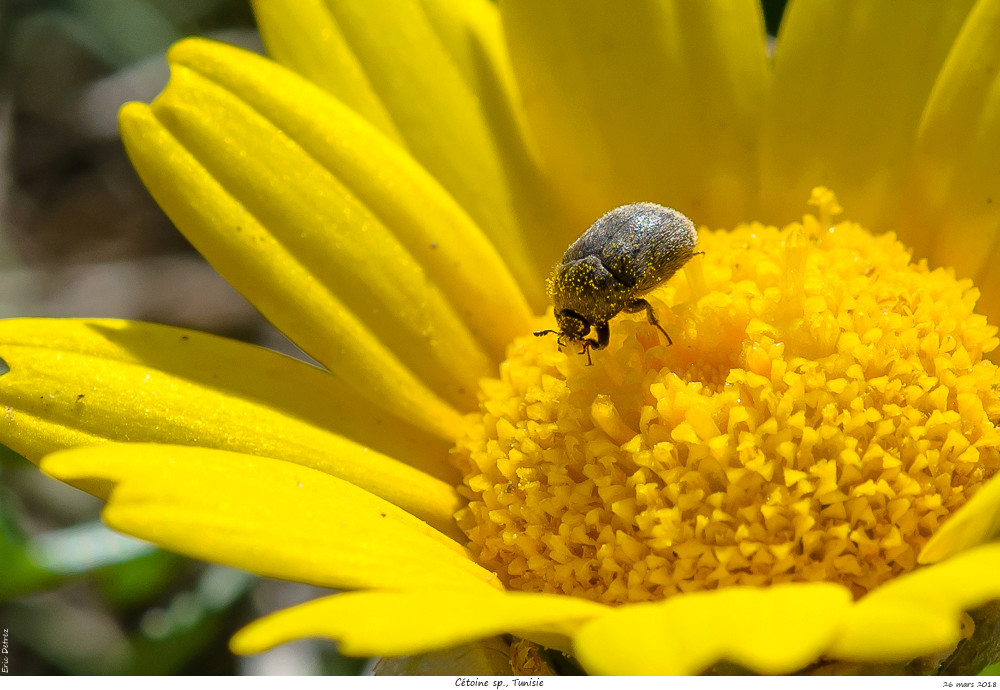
[534,202,698,364]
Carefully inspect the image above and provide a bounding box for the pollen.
[451,189,1000,604]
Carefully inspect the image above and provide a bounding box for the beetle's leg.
[533,329,558,338]
[625,298,672,345]
[594,322,610,349]
[579,342,594,366]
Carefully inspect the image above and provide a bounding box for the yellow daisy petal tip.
[827,543,1000,664]
[164,35,218,65]
[827,600,962,663]
[228,589,610,661]
[229,622,275,657]
[574,583,853,675]
[41,446,117,482]
[117,101,156,147]
[40,444,500,592]
[117,100,146,121]
[39,448,118,499]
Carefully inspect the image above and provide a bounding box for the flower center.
[451,190,1000,605]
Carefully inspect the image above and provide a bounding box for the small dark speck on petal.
[180,335,189,341]
[430,242,438,249]
[380,512,387,518]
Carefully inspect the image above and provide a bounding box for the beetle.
[534,202,698,364]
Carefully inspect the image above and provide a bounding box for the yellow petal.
[251,0,402,142]
[130,57,489,408]
[0,318,461,534]
[501,0,769,237]
[253,0,546,295]
[41,444,500,591]
[761,0,976,229]
[831,543,1000,661]
[231,589,606,657]
[120,64,474,438]
[827,599,960,663]
[573,583,852,675]
[414,0,570,285]
[919,472,1000,563]
[896,0,1000,319]
[166,38,533,362]
[857,542,1000,613]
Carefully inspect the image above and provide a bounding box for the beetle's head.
[533,311,605,365]
[554,310,591,342]
[533,310,590,346]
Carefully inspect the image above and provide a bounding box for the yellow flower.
[3,0,1000,676]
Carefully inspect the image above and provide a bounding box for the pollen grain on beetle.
[451,189,1000,605]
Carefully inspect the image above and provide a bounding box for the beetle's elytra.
[534,202,698,364]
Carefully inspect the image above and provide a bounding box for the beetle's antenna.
[535,329,573,348]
